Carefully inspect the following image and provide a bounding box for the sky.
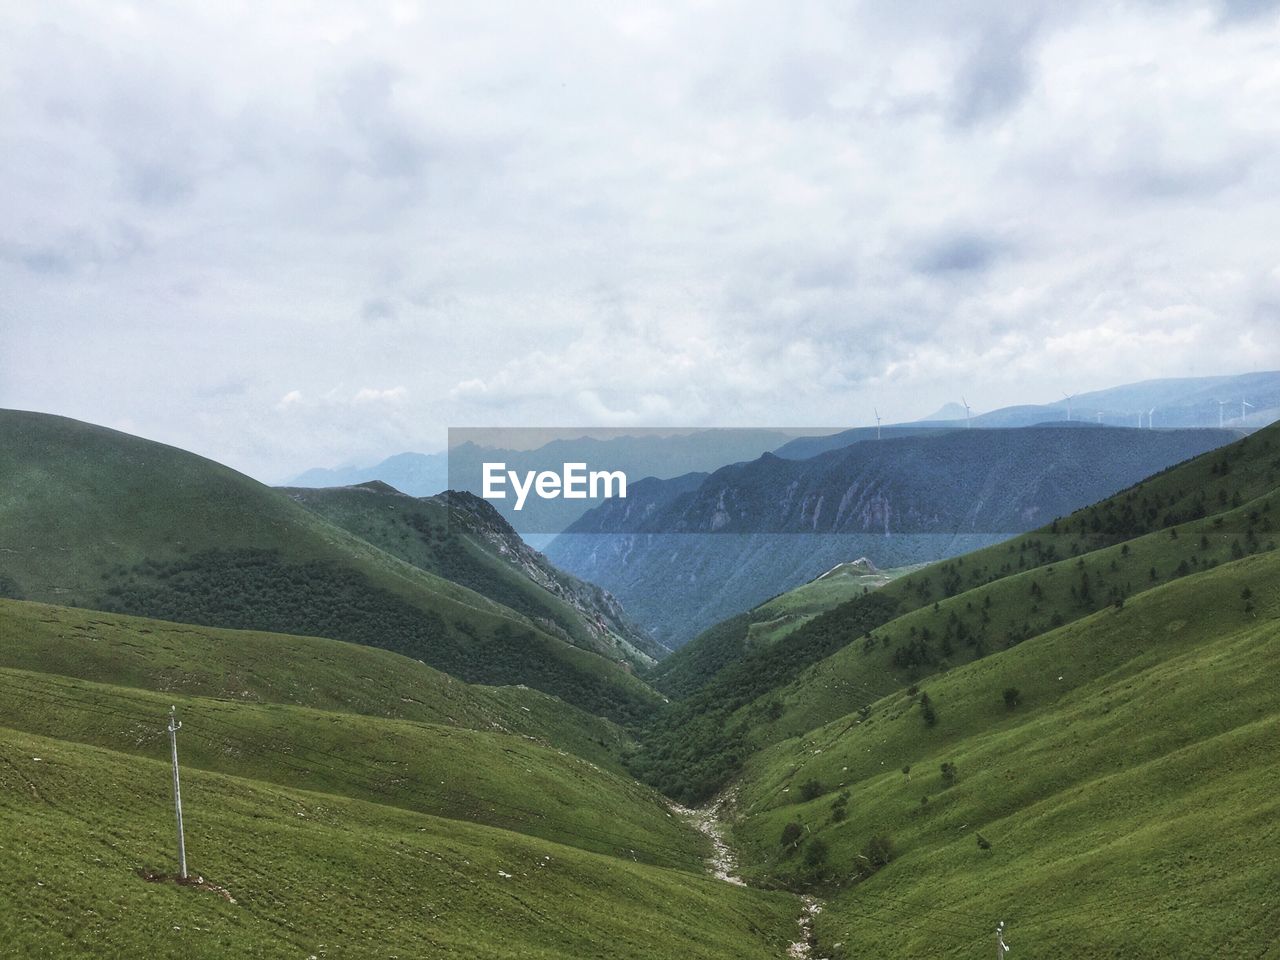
[2,0,1279,482]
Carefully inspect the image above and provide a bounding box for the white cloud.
[353,385,407,403]
[1,0,1278,480]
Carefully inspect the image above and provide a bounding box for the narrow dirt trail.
[670,788,829,958]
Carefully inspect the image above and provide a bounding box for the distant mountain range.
[288,372,1280,531]
[778,370,1280,460]
[289,430,796,532]
[544,424,1242,645]
[292,450,451,497]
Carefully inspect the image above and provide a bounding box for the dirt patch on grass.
[137,868,237,904]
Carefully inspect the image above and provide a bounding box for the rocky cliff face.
[436,490,669,661]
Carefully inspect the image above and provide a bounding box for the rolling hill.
[547,425,1240,645]
[0,599,630,770]
[0,600,690,863]
[0,410,656,723]
[0,599,799,959]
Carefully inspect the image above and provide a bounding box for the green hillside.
[630,424,1279,804]
[282,482,664,666]
[745,560,918,648]
[0,727,797,960]
[4,410,1278,957]
[0,596,799,956]
[0,410,657,723]
[726,552,1280,957]
[0,599,628,770]
[647,560,916,699]
[0,667,694,865]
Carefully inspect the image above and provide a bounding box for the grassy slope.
[729,553,1280,957]
[0,727,797,960]
[0,667,696,867]
[0,410,657,723]
[0,599,690,862]
[755,483,1278,743]
[0,599,628,771]
[646,563,916,700]
[745,562,920,648]
[282,483,658,666]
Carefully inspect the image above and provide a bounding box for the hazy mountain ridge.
[547,425,1240,644]
[288,431,795,531]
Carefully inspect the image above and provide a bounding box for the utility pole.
[168,706,188,880]
[996,920,1009,959]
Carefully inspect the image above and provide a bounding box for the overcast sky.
[3,1,1279,481]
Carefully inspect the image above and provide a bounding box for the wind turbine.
[1242,398,1255,423]
[1063,392,1075,421]
[1148,407,1156,429]
[874,407,882,440]
[961,397,972,429]
[1217,399,1229,428]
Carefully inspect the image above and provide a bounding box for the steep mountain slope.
[0,410,656,723]
[629,422,1278,804]
[728,551,1280,958]
[282,482,667,664]
[548,425,1239,644]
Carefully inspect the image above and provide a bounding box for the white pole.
[168,706,188,880]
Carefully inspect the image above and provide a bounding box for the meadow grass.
[0,727,798,960]
[727,553,1280,957]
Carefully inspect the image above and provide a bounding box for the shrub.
[861,835,894,873]
[781,822,804,848]
[804,838,829,866]
[798,778,823,802]
[1002,687,1021,710]
[919,692,937,727]
[940,761,958,787]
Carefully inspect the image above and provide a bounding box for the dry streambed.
[671,790,831,958]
